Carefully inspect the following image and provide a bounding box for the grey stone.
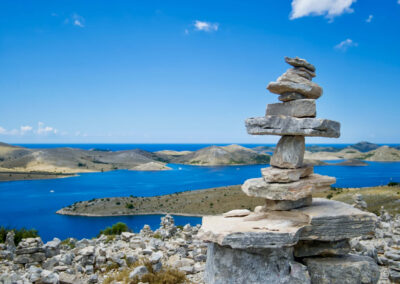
[278,92,307,102]
[223,209,251,218]
[294,239,350,257]
[266,99,316,118]
[297,199,377,241]
[179,265,195,274]
[150,251,163,263]
[264,195,312,210]
[88,274,98,283]
[246,115,341,138]
[270,136,305,169]
[292,67,316,80]
[389,269,400,283]
[242,174,336,200]
[285,56,316,72]
[199,198,376,249]
[5,231,16,253]
[261,165,313,183]
[268,71,322,99]
[129,265,148,279]
[204,243,310,284]
[304,254,379,284]
[40,270,59,284]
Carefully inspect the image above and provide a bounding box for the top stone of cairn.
[284,56,316,72]
[267,57,322,100]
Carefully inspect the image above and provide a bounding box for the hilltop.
[155,144,270,165]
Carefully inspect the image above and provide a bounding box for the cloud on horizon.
[0,123,59,136]
[290,0,356,20]
[335,38,358,51]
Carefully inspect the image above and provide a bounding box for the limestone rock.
[199,198,376,249]
[264,196,312,210]
[294,240,350,257]
[204,243,310,284]
[304,254,380,284]
[246,116,340,138]
[267,71,322,99]
[291,67,316,80]
[278,92,307,102]
[266,99,316,118]
[242,174,336,200]
[297,198,377,241]
[285,56,316,72]
[261,165,313,183]
[270,136,305,169]
[223,209,251,218]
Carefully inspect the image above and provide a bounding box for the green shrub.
[98,222,131,237]
[388,182,400,187]
[0,226,39,245]
[326,193,333,199]
[125,203,134,209]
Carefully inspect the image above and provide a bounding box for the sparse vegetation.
[98,222,131,237]
[0,226,39,245]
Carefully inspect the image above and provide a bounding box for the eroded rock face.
[204,243,310,284]
[278,92,307,102]
[246,116,341,138]
[303,254,380,284]
[261,165,313,183]
[266,99,316,118]
[270,136,305,169]
[294,240,350,257]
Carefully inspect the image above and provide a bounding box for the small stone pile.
[0,215,207,284]
[199,57,380,284]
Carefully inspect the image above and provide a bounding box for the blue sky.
[1,0,400,144]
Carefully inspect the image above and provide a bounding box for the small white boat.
[50,190,55,193]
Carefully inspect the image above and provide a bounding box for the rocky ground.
[3,199,400,283]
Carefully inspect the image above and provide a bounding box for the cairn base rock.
[303,254,379,284]
[198,198,376,249]
[204,243,310,284]
[264,195,312,211]
[294,240,350,257]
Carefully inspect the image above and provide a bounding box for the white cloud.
[37,122,58,135]
[366,15,373,23]
[65,13,85,28]
[0,126,6,134]
[334,38,358,51]
[20,125,33,134]
[290,0,356,20]
[194,20,219,32]
[398,0,400,4]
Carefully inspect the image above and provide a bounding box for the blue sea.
[1,144,399,242]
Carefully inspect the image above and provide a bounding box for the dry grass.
[102,260,187,284]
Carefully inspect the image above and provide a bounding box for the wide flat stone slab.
[266,99,316,118]
[198,198,376,249]
[246,115,340,138]
[242,174,336,200]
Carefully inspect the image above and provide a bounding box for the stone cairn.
[199,57,380,284]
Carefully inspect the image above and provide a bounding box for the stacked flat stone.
[243,56,339,211]
[199,57,380,284]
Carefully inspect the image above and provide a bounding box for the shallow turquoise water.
[0,162,399,242]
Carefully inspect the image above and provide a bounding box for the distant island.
[0,141,399,181]
[57,183,400,217]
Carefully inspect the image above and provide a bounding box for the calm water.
[1,144,400,241]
